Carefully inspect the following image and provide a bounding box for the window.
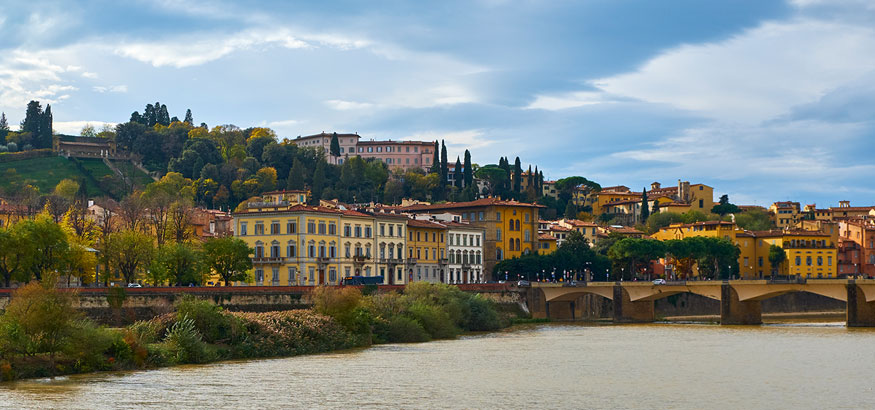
[272,267,279,283]
[288,267,296,284]
[417,232,421,241]
[397,225,403,237]
[255,269,264,283]
[806,256,812,266]
[344,225,351,237]
[286,221,296,234]
[254,242,264,258]
[308,267,315,282]
[476,235,480,246]
[699,199,704,208]
[307,221,316,233]
[328,223,336,235]
[524,213,530,222]
[329,268,337,283]
[318,222,326,234]
[380,224,385,236]
[365,226,372,238]
[389,225,394,237]
[479,212,484,221]
[496,212,501,221]
[308,242,315,258]
[496,228,502,241]
[795,256,801,266]
[241,222,248,236]
[354,226,362,237]
[271,221,280,234]
[817,256,823,266]
[255,222,264,235]
[497,248,503,260]
[524,229,530,242]
[287,242,296,257]
[743,257,749,267]
[758,257,763,267]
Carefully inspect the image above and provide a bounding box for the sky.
[1,0,874,207]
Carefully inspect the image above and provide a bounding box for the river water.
[1,321,873,409]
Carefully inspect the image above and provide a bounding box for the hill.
[0,156,153,199]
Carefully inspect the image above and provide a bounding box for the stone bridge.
[526,279,875,327]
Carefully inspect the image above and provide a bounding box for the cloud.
[92,85,127,93]
[589,19,875,123]
[81,71,98,79]
[324,99,375,111]
[114,28,314,68]
[53,120,117,135]
[406,129,496,151]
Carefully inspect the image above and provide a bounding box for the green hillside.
[0,156,152,199]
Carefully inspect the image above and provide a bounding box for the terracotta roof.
[358,140,433,146]
[601,199,640,206]
[549,225,572,232]
[538,233,557,241]
[296,132,360,141]
[407,219,446,229]
[749,229,830,238]
[262,189,308,195]
[663,202,691,207]
[829,206,875,212]
[605,226,644,235]
[563,219,598,227]
[400,197,544,211]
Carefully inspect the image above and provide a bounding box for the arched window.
[271,241,280,258]
[308,241,315,258]
[255,241,264,258]
[463,250,469,265]
[329,241,336,258]
[497,248,503,260]
[287,241,296,258]
[319,241,326,258]
[516,238,521,251]
[476,251,481,265]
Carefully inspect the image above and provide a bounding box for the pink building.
[357,140,435,171]
[292,132,360,165]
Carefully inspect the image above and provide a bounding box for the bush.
[374,316,430,343]
[64,320,119,372]
[128,320,162,345]
[462,296,504,331]
[163,315,210,364]
[407,302,459,339]
[174,295,233,344]
[0,281,81,357]
[312,287,371,342]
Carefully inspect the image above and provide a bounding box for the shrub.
[64,320,119,372]
[375,316,430,343]
[163,315,210,364]
[0,281,81,358]
[128,320,162,345]
[462,296,503,331]
[174,295,233,343]
[313,286,372,343]
[407,302,459,339]
[145,343,175,367]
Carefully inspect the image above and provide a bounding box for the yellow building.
[234,204,343,286]
[406,219,447,283]
[556,219,599,244]
[401,197,543,279]
[769,201,801,229]
[538,232,557,253]
[649,181,714,215]
[338,209,377,281]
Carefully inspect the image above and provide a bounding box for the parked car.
[652,279,666,285]
[127,283,142,288]
[516,280,530,287]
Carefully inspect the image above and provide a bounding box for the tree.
[430,140,440,174]
[463,149,473,188]
[330,132,341,157]
[512,157,522,193]
[287,158,306,190]
[19,214,69,282]
[151,243,206,286]
[768,245,786,279]
[733,209,773,231]
[0,280,81,359]
[640,188,650,223]
[651,199,661,215]
[711,194,740,216]
[0,112,8,141]
[453,156,462,188]
[203,237,252,286]
[474,165,506,196]
[39,104,53,149]
[383,179,404,204]
[106,229,154,284]
[440,140,448,186]
[21,101,42,138]
[0,226,33,287]
[80,124,96,138]
[564,201,577,220]
[311,160,326,203]
[183,109,194,126]
[53,179,80,202]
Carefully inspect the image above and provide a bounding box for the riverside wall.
[0,284,517,325]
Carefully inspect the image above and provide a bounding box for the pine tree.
[287,158,306,190]
[463,149,472,188]
[440,140,448,186]
[310,160,326,204]
[640,188,650,223]
[183,109,194,126]
[454,156,462,188]
[513,157,522,193]
[329,132,341,157]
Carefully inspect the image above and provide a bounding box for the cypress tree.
[564,201,577,220]
[454,156,462,188]
[184,109,194,126]
[463,149,472,188]
[310,160,326,204]
[144,104,156,126]
[440,140,448,185]
[0,112,8,141]
[287,158,306,190]
[533,166,539,193]
[329,132,341,157]
[513,157,522,193]
[430,140,440,174]
[40,104,52,148]
[22,100,42,136]
[130,111,143,124]
[640,188,650,223]
[158,103,170,126]
[651,198,661,215]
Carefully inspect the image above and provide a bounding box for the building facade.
[291,132,360,165]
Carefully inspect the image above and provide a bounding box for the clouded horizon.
[2,0,873,207]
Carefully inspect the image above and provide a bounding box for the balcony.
[352,255,369,265]
[252,256,285,264]
[379,258,404,266]
[406,258,418,266]
[316,257,331,266]
[461,263,471,270]
[438,258,449,265]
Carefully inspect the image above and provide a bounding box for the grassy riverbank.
[0,282,515,381]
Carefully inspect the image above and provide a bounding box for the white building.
[415,212,485,284]
[291,132,360,165]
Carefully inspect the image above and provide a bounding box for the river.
[1,321,872,409]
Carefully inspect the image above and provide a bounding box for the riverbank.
[0,282,515,382]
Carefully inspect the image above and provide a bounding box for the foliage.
[150,243,206,286]
[203,237,253,285]
[768,245,787,276]
[711,194,740,216]
[733,209,774,231]
[0,281,80,358]
[105,229,155,284]
[174,295,236,344]
[163,315,210,364]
